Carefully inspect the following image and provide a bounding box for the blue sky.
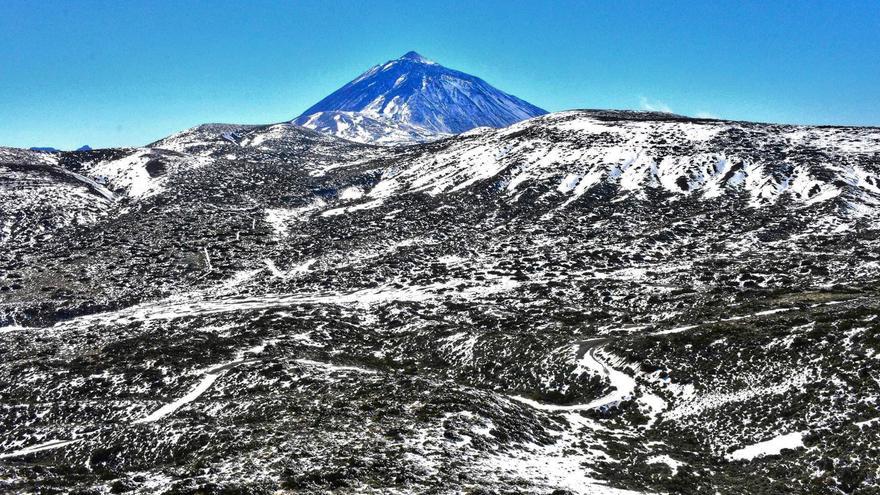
[1,0,878,149]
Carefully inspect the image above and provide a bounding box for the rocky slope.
[0,111,879,494]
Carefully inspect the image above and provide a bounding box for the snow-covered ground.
[0,439,82,459]
[727,431,806,461]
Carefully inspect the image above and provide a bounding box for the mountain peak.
[294,52,546,144]
[398,51,435,64]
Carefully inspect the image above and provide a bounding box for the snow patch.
[727,431,806,461]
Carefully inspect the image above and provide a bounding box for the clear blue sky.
[1,0,878,149]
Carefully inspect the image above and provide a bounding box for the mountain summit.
[293,51,547,144]
[397,50,436,64]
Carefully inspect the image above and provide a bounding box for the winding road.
[511,338,635,412]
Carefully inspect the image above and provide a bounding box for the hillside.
[0,110,878,494]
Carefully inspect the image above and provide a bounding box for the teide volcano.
[293,51,547,144]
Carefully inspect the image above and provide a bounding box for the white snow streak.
[0,439,82,459]
[727,431,806,461]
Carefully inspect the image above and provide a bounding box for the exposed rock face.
[0,110,879,494]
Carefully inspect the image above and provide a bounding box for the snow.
[558,173,581,193]
[665,368,813,421]
[262,258,314,279]
[0,439,82,459]
[295,110,449,145]
[294,52,546,144]
[550,116,619,135]
[0,325,32,334]
[295,359,376,375]
[584,351,637,409]
[88,150,164,198]
[651,307,794,336]
[134,342,271,423]
[469,398,649,494]
[652,325,698,336]
[263,258,285,278]
[264,199,326,235]
[640,392,668,425]
[437,254,467,265]
[646,455,685,475]
[573,343,606,377]
[44,274,520,329]
[460,126,494,137]
[397,51,437,65]
[218,268,262,291]
[438,332,479,362]
[134,373,220,424]
[338,186,364,200]
[727,431,806,461]
[477,446,646,495]
[348,111,880,217]
[512,347,635,412]
[856,417,880,428]
[57,168,117,202]
[288,258,316,276]
[753,308,792,317]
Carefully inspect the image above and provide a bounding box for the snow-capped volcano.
[293,51,547,144]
